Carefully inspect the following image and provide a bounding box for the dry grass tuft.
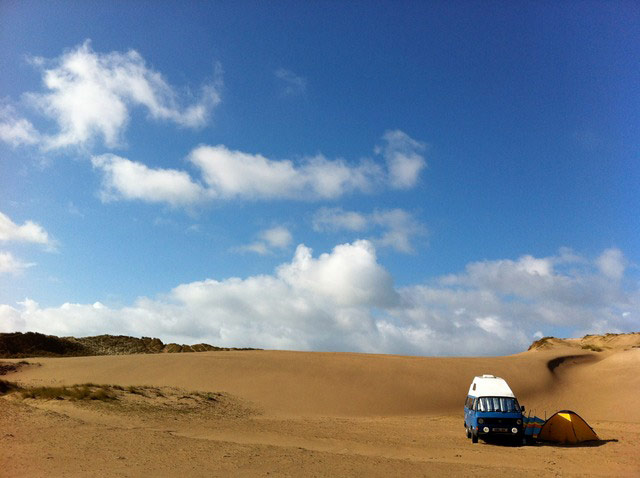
[20,383,117,401]
[2,381,251,420]
[127,385,146,396]
[0,379,22,395]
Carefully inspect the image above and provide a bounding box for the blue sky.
[1,1,638,355]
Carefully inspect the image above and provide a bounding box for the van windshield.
[476,397,520,413]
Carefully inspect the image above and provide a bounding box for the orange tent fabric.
[538,410,599,444]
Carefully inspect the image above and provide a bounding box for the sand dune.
[1,336,639,476]
[529,332,640,352]
[5,350,553,416]
[9,345,638,420]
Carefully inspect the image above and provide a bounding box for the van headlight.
[478,418,484,424]
[516,419,522,425]
[511,427,518,434]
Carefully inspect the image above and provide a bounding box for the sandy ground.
[2,344,639,477]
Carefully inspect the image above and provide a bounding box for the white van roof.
[467,374,515,398]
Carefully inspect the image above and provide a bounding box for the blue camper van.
[464,375,525,443]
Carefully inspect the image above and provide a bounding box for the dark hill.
[0,332,255,358]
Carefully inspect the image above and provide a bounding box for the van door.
[464,396,476,428]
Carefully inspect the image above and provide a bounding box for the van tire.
[466,427,471,439]
[471,432,478,443]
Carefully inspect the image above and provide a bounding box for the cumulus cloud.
[237,226,293,255]
[0,211,52,246]
[313,208,368,232]
[261,226,293,249]
[15,40,220,150]
[277,241,399,309]
[188,145,380,200]
[90,131,426,206]
[375,130,426,189]
[596,248,626,281]
[0,241,399,350]
[475,316,512,340]
[0,105,40,147]
[0,251,35,274]
[370,209,427,253]
[275,68,307,96]
[432,248,635,329]
[91,154,209,207]
[313,207,426,253]
[1,244,636,355]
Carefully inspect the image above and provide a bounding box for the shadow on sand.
[532,439,618,448]
[478,436,618,448]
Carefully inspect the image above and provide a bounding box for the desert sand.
[1,335,639,477]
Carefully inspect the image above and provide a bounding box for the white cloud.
[0,251,35,274]
[3,245,634,356]
[313,208,368,232]
[0,105,40,147]
[189,145,380,200]
[275,68,307,96]
[515,255,553,276]
[91,154,209,207]
[440,255,557,298]
[21,40,221,150]
[432,249,638,331]
[277,241,399,308]
[596,248,626,281]
[262,226,293,249]
[0,241,400,350]
[313,207,426,253]
[89,131,425,206]
[237,226,293,255]
[0,211,52,246]
[238,242,270,255]
[370,209,427,253]
[375,130,426,189]
[475,316,511,340]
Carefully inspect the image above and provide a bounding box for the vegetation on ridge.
[0,331,258,358]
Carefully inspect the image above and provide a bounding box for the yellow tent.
[538,410,599,444]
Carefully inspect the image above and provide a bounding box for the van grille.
[482,417,519,427]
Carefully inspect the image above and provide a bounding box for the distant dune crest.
[528,332,640,352]
[3,331,640,358]
[0,332,256,358]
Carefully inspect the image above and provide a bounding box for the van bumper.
[476,425,523,436]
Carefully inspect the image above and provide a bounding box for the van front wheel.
[466,427,471,439]
[471,431,478,443]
